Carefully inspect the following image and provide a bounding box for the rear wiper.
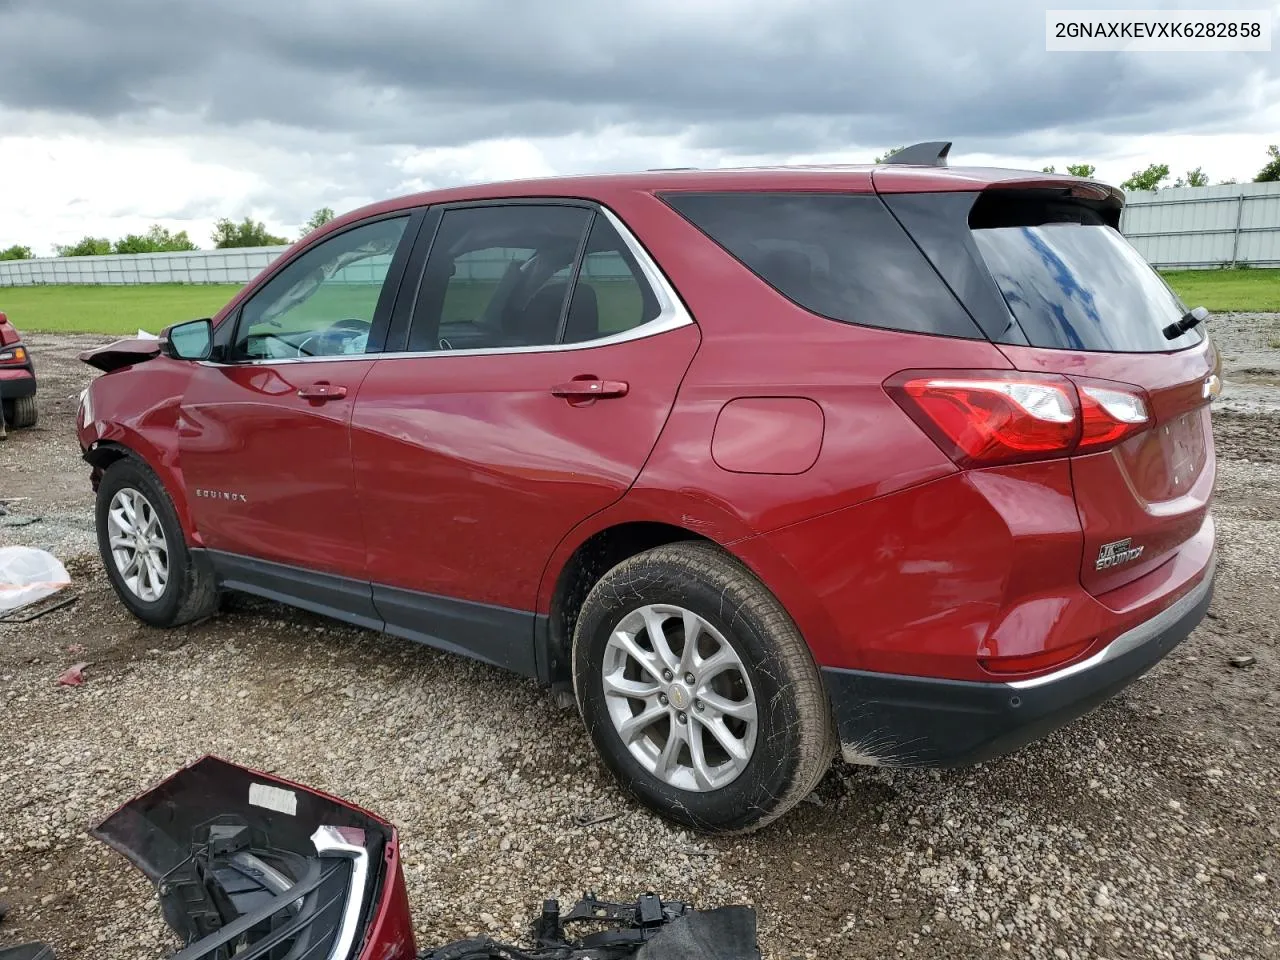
[1164,305,1209,341]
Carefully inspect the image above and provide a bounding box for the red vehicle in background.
[0,309,39,432]
[77,142,1217,832]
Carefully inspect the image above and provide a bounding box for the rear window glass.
[971,220,1202,353]
[662,193,981,339]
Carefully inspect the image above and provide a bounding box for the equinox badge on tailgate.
[1096,537,1145,571]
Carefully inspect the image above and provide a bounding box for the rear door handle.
[551,379,629,399]
[297,383,348,401]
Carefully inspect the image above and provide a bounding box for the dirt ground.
[1,324,1277,960]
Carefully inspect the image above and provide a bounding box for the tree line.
[874,143,1280,192]
[0,207,336,261]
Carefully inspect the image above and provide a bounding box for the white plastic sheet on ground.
[0,546,71,612]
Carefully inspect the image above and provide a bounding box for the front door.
[179,213,416,582]
[350,202,700,672]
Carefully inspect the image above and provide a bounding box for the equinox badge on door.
[1096,537,1145,571]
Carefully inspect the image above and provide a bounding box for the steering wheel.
[297,318,371,358]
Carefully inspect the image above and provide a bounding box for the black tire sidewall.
[574,554,808,832]
[95,459,190,626]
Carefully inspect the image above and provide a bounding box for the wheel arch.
[84,434,199,543]
[536,497,845,687]
[540,520,718,687]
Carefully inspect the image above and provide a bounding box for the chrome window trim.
[201,205,694,367]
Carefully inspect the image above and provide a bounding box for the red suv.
[78,143,1217,831]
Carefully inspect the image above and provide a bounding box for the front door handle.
[551,378,629,400]
[297,383,348,401]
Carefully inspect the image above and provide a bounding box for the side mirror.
[161,318,213,361]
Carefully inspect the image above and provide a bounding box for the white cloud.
[1,1,1278,253]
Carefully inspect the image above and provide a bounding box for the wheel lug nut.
[658,694,669,706]
[684,673,695,685]
[677,712,687,724]
[694,700,704,711]
[662,670,673,681]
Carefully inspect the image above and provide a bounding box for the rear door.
[349,201,699,672]
[884,182,1216,598]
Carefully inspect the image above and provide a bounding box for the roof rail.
[881,142,952,166]
[646,166,699,172]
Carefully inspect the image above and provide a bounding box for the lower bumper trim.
[823,559,1215,767]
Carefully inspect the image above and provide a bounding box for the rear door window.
[661,192,981,339]
[407,205,591,351]
[564,216,662,343]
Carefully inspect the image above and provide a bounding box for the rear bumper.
[823,554,1215,767]
[0,365,37,398]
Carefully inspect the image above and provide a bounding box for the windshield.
[972,222,1202,353]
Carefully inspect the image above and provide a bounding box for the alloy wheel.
[106,487,169,602]
[601,603,758,792]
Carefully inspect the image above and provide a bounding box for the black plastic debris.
[419,893,760,960]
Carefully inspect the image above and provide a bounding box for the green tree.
[1174,167,1209,188]
[0,244,34,261]
[1255,144,1280,182]
[1217,178,1239,185]
[1066,163,1096,178]
[112,224,199,254]
[54,236,112,257]
[1121,163,1170,193]
[1041,165,1057,174]
[301,207,336,239]
[873,146,907,163]
[212,217,289,249]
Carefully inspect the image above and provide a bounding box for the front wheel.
[572,541,835,833]
[95,457,218,627]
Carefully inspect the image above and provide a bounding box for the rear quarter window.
[661,192,982,339]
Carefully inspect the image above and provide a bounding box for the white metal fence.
[0,245,640,287]
[1119,181,1280,270]
[4,183,1278,286]
[0,246,286,286]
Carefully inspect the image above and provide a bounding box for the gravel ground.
[1,324,1278,960]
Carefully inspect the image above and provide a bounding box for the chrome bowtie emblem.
[1096,538,1145,571]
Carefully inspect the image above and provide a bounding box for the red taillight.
[979,637,1095,675]
[886,370,1151,467]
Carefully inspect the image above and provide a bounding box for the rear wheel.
[572,541,835,832]
[96,457,218,627]
[2,396,37,428]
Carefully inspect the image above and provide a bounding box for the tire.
[572,541,835,833]
[95,457,219,627]
[3,395,38,428]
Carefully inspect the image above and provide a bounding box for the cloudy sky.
[1,0,1277,255]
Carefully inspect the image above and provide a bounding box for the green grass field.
[2,269,1277,337]
[1,284,242,335]
[1157,268,1280,313]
